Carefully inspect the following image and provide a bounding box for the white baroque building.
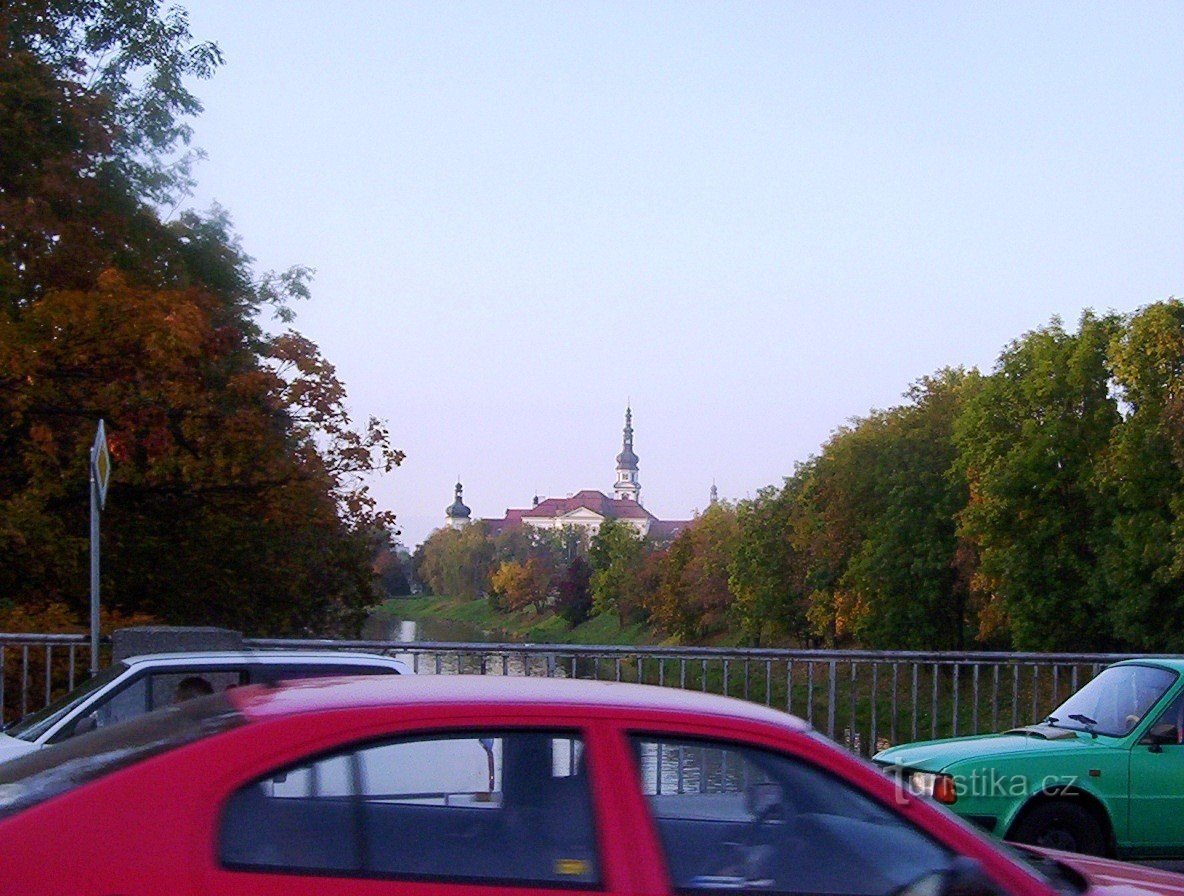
[447,408,688,540]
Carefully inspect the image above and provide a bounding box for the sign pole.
[89,420,111,677]
[89,446,100,675]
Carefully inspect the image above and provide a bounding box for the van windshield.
[4,663,129,743]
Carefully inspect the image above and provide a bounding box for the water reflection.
[635,741,751,799]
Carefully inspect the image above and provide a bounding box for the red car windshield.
[0,693,243,821]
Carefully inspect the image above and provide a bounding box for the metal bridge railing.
[246,639,1161,756]
[0,633,96,726]
[2,632,1174,756]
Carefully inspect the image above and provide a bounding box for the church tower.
[445,481,472,529]
[613,406,641,503]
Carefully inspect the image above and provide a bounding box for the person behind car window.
[173,676,214,704]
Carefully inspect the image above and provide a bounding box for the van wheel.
[1010,801,1107,856]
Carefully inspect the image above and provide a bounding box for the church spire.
[613,405,641,502]
[445,480,472,529]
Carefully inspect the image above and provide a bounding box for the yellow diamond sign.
[92,420,111,510]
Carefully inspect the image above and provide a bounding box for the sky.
[181,2,1184,548]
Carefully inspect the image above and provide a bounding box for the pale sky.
[182,1,1183,548]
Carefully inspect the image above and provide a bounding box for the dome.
[615,447,639,469]
[445,499,471,519]
[446,482,471,518]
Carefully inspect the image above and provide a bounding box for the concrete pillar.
[112,626,244,662]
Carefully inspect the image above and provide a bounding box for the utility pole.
[89,420,111,676]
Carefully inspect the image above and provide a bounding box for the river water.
[361,617,562,678]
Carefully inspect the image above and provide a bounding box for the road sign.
[92,420,111,510]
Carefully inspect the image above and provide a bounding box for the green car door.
[1128,689,1184,856]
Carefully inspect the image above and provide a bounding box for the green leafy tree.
[954,313,1121,650]
[730,479,813,646]
[841,370,976,649]
[1099,300,1184,649]
[794,421,894,645]
[413,524,495,601]
[588,519,648,627]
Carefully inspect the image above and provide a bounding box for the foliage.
[412,524,495,602]
[489,557,555,614]
[729,480,813,646]
[648,502,739,642]
[1099,300,1184,650]
[588,519,650,627]
[0,0,403,635]
[0,0,222,313]
[839,371,976,649]
[554,556,593,626]
[954,313,1121,650]
[372,537,411,598]
[0,270,400,633]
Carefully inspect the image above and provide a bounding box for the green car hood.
[874,725,1115,772]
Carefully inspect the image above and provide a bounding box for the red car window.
[630,734,953,895]
[219,729,600,887]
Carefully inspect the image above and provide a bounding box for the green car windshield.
[1046,664,1176,737]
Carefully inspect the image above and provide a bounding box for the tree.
[1099,300,1184,649]
[0,0,222,313]
[840,370,976,649]
[372,537,412,598]
[413,524,495,601]
[555,556,593,626]
[0,1,403,635]
[0,270,401,633]
[793,421,894,645]
[649,502,739,642]
[954,313,1121,650]
[588,519,648,627]
[489,556,555,614]
[730,481,812,646]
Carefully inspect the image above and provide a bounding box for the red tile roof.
[648,519,692,540]
[482,490,690,536]
[521,490,657,522]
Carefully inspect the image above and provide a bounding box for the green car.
[873,658,1184,860]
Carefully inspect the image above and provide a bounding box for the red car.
[1,675,1182,896]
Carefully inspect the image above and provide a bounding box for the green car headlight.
[907,770,957,804]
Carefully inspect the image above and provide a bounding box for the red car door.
[200,705,661,896]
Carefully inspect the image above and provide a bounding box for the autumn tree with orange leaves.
[0,1,402,635]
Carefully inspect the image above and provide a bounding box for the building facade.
[447,408,689,540]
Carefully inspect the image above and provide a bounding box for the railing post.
[827,661,837,740]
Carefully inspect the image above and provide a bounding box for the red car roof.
[229,674,812,732]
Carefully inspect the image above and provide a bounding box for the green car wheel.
[1010,801,1107,856]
